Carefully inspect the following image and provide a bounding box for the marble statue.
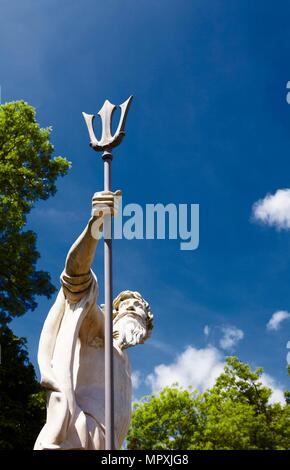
[34,190,153,450]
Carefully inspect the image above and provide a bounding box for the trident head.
[82,96,133,152]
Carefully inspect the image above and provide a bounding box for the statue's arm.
[61,190,120,303]
[65,216,99,276]
[37,219,98,390]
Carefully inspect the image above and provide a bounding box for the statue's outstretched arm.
[61,190,121,303]
[64,216,99,277]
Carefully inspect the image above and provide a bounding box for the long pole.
[83,96,133,450]
[103,150,114,450]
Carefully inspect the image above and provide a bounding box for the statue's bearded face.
[118,298,146,318]
[113,298,147,349]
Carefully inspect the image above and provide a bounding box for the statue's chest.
[75,340,131,391]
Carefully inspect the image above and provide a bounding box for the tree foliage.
[0,100,70,323]
[0,325,46,449]
[127,357,290,450]
[0,101,69,447]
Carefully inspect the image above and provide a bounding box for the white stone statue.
[34,191,153,450]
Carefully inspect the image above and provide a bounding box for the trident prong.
[82,96,133,152]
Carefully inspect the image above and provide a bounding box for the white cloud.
[260,373,285,404]
[131,371,141,390]
[219,326,244,351]
[146,345,225,394]
[204,325,210,336]
[145,345,285,404]
[267,310,290,331]
[252,188,290,230]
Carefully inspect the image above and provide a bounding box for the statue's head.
[112,290,153,350]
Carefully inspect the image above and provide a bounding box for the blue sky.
[1,0,290,398]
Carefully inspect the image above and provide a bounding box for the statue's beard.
[113,319,146,349]
[127,323,146,347]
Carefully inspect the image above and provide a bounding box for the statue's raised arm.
[61,190,121,302]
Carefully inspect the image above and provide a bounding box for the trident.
[82,96,133,450]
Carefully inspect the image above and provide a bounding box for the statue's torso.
[75,339,132,446]
[51,302,132,448]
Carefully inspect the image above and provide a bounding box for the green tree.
[0,100,70,324]
[127,357,290,450]
[0,100,70,448]
[0,325,46,449]
[128,387,199,450]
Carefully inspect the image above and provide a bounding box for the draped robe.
[34,269,132,450]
